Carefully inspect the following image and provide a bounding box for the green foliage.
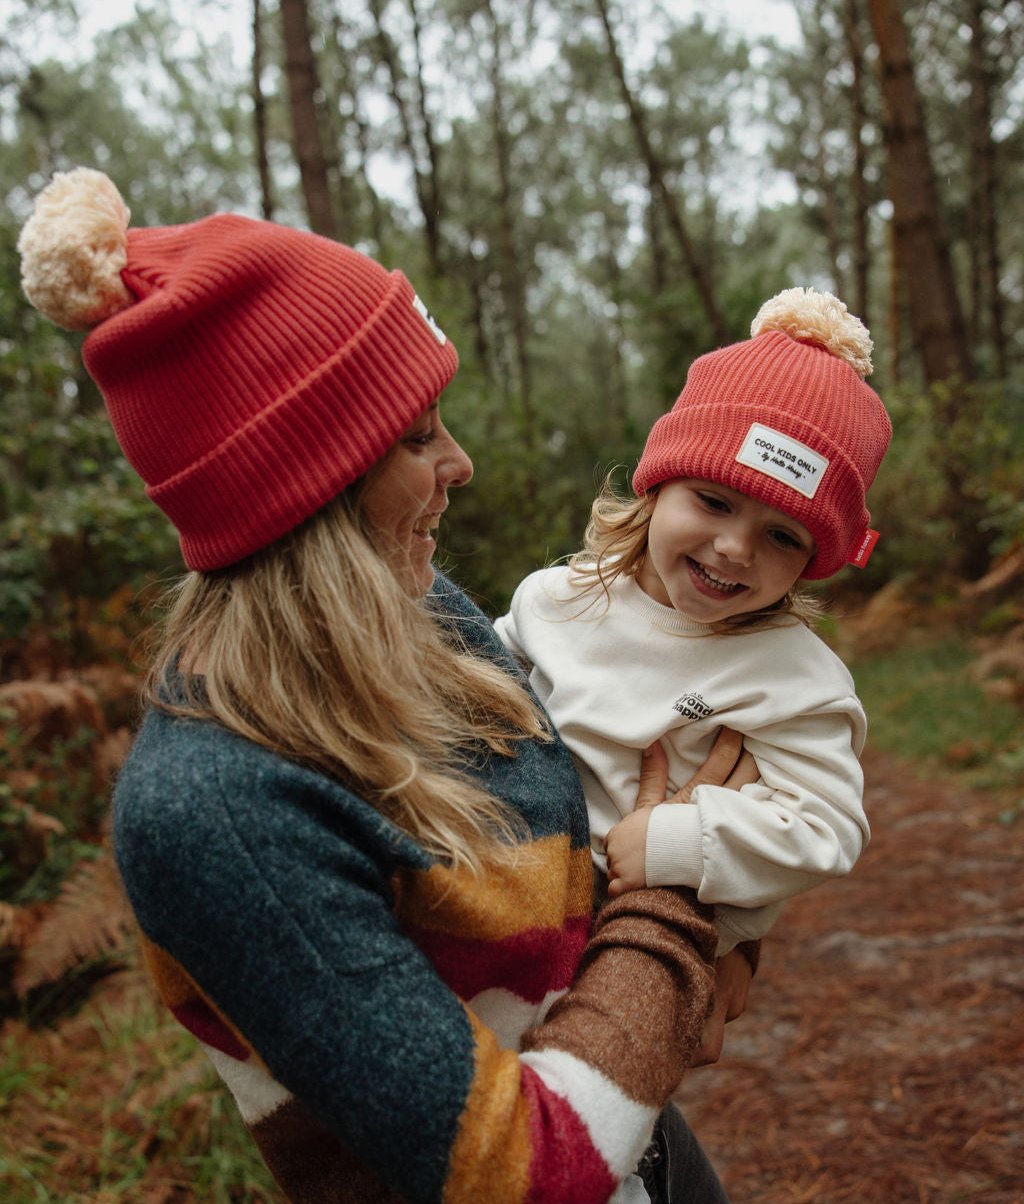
[864,377,1024,587]
[2,0,1020,625]
[850,634,1024,806]
[0,997,281,1202]
[0,715,106,903]
[0,406,180,649]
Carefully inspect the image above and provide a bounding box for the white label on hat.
[412,294,447,345]
[735,422,829,499]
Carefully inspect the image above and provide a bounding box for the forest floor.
[675,746,1024,1204]
[2,672,1022,1201]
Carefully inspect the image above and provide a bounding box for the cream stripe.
[520,1048,658,1178]
[201,1041,292,1124]
[467,986,568,1050]
[612,1175,653,1203]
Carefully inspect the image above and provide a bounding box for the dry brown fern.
[0,901,17,947]
[970,621,1024,704]
[14,852,135,997]
[0,680,107,749]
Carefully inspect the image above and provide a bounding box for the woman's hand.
[641,727,757,806]
[688,947,753,1067]
[606,729,758,896]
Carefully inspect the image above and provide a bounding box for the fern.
[14,854,135,997]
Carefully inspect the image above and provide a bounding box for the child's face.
[637,479,815,622]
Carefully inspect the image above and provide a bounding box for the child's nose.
[714,524,756,566]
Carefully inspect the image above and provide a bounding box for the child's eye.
[769,528,803,551]
[697,492,729,513]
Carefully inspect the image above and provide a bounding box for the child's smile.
[637,479,815,622]
[687,557,746,598]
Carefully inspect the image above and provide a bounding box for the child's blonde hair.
[568,473,823,633]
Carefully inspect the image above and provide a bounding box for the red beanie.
[633,289,892,580]
[18,169,458,570]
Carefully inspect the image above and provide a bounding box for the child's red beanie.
[633,289,892,580]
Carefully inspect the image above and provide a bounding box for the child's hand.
[605,807,652,896]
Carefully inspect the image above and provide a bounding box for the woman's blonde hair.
[569,473,823,632]
[148,480,549,873]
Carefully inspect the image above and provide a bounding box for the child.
[494,288,892,955]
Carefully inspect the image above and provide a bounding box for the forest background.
[0,0,1022,1199]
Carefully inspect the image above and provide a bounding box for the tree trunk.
[647,194,668,295]
[406,0,445,270]
[483,0,536,462]
[966,0,1007,378]
[368,0,443,275]
[843,0,870,325]
[327,12,389,257]
[593,0,728,345]
[871,0,991,577]
[280,0,336,238]
[806,0,846,298]
[251,0,275,221]
[885,217,903,385]
[867,0,971,384]
[599,234,630,440]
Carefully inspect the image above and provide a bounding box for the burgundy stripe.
[520,1062,617,1203]
[407,916,591,1003]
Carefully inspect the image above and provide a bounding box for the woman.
[19,168,752,1203]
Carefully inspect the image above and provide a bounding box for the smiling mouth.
[688,558,746,596]
[413,514,441,539]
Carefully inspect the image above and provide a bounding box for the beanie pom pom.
[751,287,873,379]
[18,168,133,332]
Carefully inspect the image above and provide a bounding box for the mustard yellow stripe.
[394,835,592,940]
[444,1010,532,1204]
[140,936,200,1008]
[140,936,267,1070]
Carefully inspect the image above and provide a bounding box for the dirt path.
[674,748,1024,1204]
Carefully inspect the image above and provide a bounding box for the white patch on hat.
[736,422,829,499]
[412,293,447,345]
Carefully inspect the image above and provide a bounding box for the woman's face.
[360,403,474,596]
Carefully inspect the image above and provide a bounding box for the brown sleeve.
[521,887,717,1107]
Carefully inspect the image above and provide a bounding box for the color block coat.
[113,575,717,1203]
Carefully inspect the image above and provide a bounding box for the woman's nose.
[439,427,474,488]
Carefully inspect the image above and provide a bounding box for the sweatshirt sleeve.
[492,580,532,669]
[644,696,869,909]
[114,716,716,1204]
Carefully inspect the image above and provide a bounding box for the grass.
[2,623,1020,1199]
[0,978,282,1202]
[849,632,1024,814]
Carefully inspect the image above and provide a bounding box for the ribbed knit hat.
[633,288,892,579]
[18,168,459,570]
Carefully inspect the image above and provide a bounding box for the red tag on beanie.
[849,528,880,568]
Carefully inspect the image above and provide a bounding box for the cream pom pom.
[18,168,134,331]
[751,286,873,379]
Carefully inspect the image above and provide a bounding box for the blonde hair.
[148,485,549,873]
[569,473,823,633]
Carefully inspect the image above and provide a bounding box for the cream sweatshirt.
[494,566,869,954]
